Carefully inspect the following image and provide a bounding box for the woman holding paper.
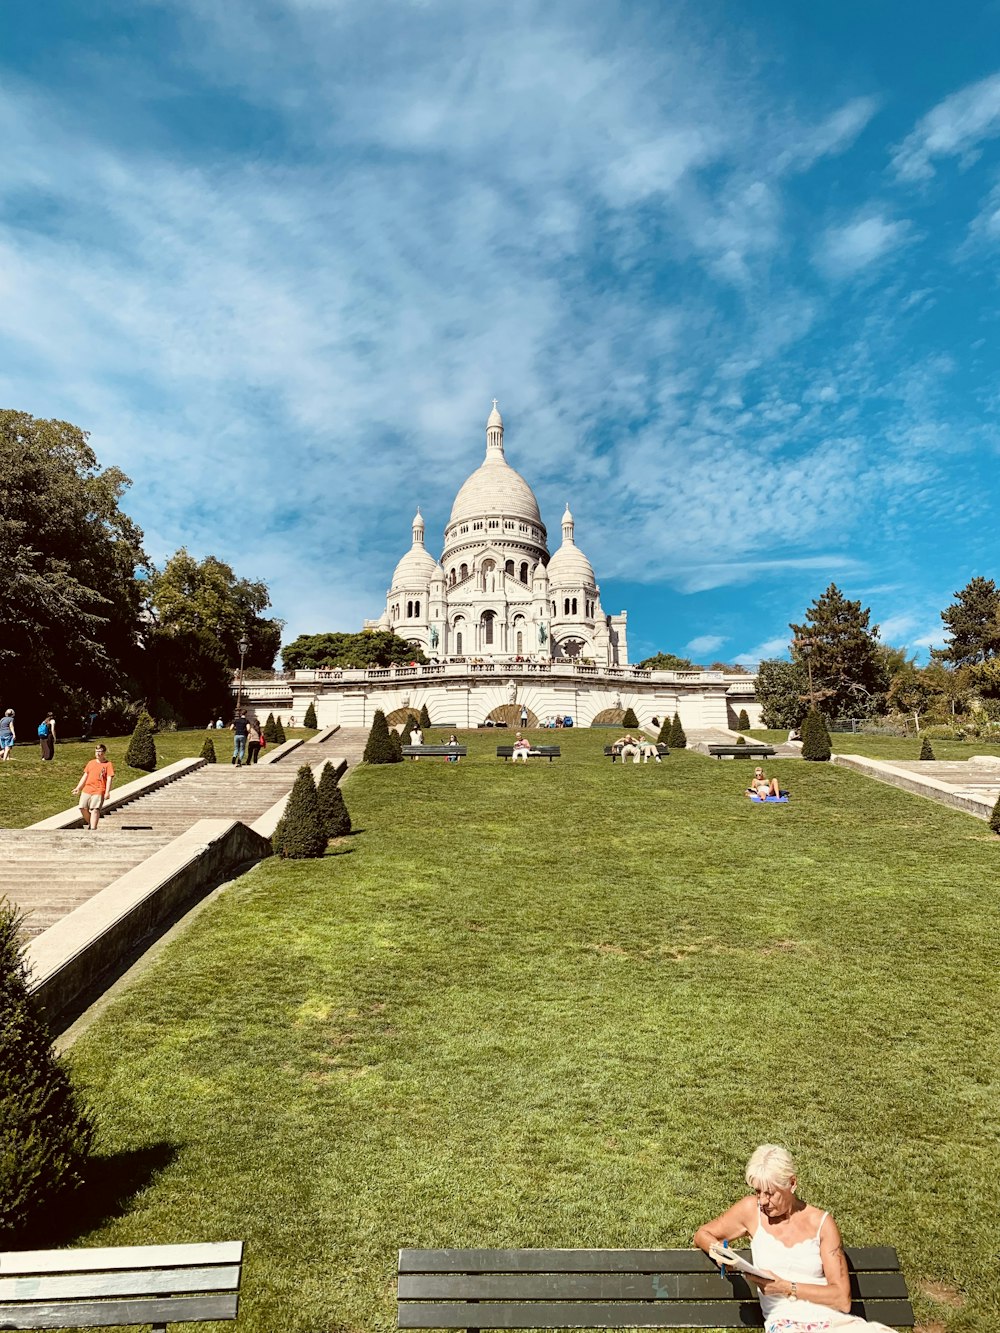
[693,1145,894,1332]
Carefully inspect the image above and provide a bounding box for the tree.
[622,706,639,728]
[363,709,399,763]
[400,716,415,745]
[0,900,94,1243]
[887,663,935,733]
[281,631,427,671]
[755,659,808,729]
[316,762,351,838]
[668,712,687,749]
[303,702,318,730]
[388,728,403,761]
[271,765,327,859]
[736,708,750,731]
[200,736,217,763]
[639,652,697,671]
[940,577,1000,668]
[790,584,888,720]
[124,713,156,772]
[657,716,672,745]
[919,736,935,761]
[419,702,432,729]
[709,661,751,674]
[990,792,1000,836]
[274,716,287,745]
[800,707,831,761]
[0,411,148,722]
[263,712,278,744]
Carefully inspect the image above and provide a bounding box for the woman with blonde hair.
[693,1145,895,1331]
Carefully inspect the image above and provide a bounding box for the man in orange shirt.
[73,743,115,829]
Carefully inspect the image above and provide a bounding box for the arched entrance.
[591,707,627,725]
[485,703,538,728]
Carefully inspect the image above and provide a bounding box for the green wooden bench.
[0,1240,243,1330]
[496,746,561,762]
[401,745,468,759]
[604,744,669,762]
[397,1247,914,1329]
[707,745,776,760]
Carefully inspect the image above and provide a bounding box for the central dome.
[447,403,544,529]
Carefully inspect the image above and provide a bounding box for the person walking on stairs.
[73,744,115,830]
[231,710,249,766]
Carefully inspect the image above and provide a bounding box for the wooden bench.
[0,1240,243,1330]
[397,1247,914,1329]
[604,744,669,762]
[708,745,776,760]
[401,745,468,758]
[496,746,561,762]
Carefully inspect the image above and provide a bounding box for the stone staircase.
[104,765,297,838]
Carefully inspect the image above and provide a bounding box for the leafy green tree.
[0,900,94,1243]
[199,736,217,763]
[303,702,318,730]
[800,707,831,761]
[419,702,432,729]
[622,706,639,728]
[919,736,935,761]
[709,661,751,673]
[316,762,351,838]
[124,713,156,772]
[736,708,750,731]
[363,709,398,763]
[263,712,278,744]
[639,652,697,670]
[940,577,1000,668]
[887,663,935,732]
[668,712,687,749]
[0,411,147,722]
[271,765,327,859]
[755,659,807,729]
[274,716,287,745]
[790,584,888,720]
[282,631,427,671]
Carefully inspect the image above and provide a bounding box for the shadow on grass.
[39,1142,180,1246]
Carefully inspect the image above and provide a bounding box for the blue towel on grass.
[749,794,789,803]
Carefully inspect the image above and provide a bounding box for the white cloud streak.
[892,71,1000,182]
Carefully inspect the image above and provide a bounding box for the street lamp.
[236,633,250,714]
[796,637,815,710]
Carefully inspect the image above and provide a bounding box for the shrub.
[736,708,750,731]
[0,900,94,1243]
[400,717,415,746]
[388,728,403,761]
[317,762,351,838]
[271,765,327,859]
[363,710,399,764]
[657,716,672,745]
[668,712,687,749]
[990,792,1000,835]
[736,735,746,746]
[199,736,217,763]
[801,708,832,761]
[303,701,318,730]
[419,702,432,729]
[274,716,287,745]
[622,706,639,729]
[124,712,156,772]
[920,725,961,741]
[263,712,278,744]
[919,736,936,761]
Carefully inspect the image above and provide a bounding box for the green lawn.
[54,730,998,1331]
[749,727,1000,763]
[0,729,315,829]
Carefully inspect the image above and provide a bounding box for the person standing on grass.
[0,709,15,760]
[38,712,56,761]
[72,743,115,830]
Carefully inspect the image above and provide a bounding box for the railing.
[237,662,756,688]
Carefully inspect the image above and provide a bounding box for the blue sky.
[3,1,1000,665]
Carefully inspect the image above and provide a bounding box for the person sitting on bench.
[694,1144,896,1332]
[746,766,780,799]
[615,733,640,763]
[446,733,461,763]
[639,738,661,764]
[512,732,531,763]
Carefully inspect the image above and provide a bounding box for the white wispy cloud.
[815,209,914,277]
[892,71,1000,181]
[734,636,791,667]
[685,634,726,656]
[776,95,881,172]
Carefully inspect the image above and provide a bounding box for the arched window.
[505,559,515,576]
[449,568,456,586]
[406,600,413,618]
[414,600,420,618]
[455,631,463,655]
[481,611,495,645]
[572,598,578,615]
[520,562,528,583]
[516,630,523,653]
[564,598,570,616]
[460,563,469,580]
[453,615,466,657]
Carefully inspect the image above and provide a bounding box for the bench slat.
[399,1246,900,1274]
[0,1264,241,1303]
[0,1243,243,1277]
[398,1271,909,1302]
[0,1293,239,1329]
[399,1299,914,1329]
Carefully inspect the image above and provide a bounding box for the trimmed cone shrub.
[657,716,672,745]
[419,702,432,729]
[271,765,327,858]
[303,701,318,730]
[801,707,832,761]
[622,706,639,729]
[919,735,936,761]
[668,711,687,749]
[400,717,414,746]
[736,735,746,746]
[124,712,156,772]
[274,716,287,745]
[317,762,351,838]
[263,712,278,744]
[990,792,1000,835]
[363,709,398,764]
[388,728,403,761]
[199,736,217,763]
[737,708,750,731]
[0,900,94,1243]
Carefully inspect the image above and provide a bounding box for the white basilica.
[366,403,629,666]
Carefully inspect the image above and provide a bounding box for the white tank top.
[750,1207,829,1321]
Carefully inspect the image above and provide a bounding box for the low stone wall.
[832,753,996,820]
[30,758,206,830]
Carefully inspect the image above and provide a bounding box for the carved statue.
[508,679,518,703]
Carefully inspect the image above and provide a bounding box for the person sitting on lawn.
[694,1144,896,1331]
[746,766,780,799]
[512,731,531,763]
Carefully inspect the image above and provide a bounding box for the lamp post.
[236,633,250,715]
[797,637,815,711]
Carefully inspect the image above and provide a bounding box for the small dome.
[391,545,437,588]
[547,508,596,587]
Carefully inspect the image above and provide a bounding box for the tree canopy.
[638,652,698,671]
[940,577,1000,670]
[755,658,807,729]
[282,631,427,671]
[790,583,888,719]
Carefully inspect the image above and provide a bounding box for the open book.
[710,1247,773,1280]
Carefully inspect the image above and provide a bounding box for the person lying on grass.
[746,766,780,799]
[694,1143,896,1332]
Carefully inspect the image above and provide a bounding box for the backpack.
[38,721,49,737]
